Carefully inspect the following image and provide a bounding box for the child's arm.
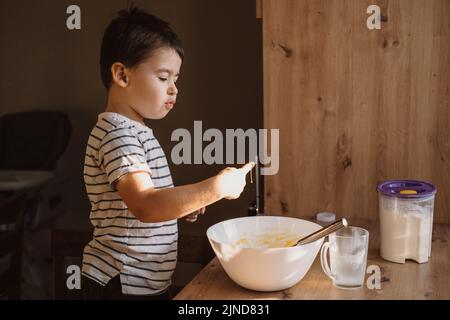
[115,162,254,223]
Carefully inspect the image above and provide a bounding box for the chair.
[0,110,72,229]
[50,229,214,299]
[0,191,29,299]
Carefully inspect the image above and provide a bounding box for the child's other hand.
[216,162,255,200]
[185,206,206,222]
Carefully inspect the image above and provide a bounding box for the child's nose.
[168,83,178,96]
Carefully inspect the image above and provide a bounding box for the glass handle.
[320,242,335,281]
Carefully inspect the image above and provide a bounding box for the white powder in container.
[379,194,434,263]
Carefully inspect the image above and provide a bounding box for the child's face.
[125,47,182,120]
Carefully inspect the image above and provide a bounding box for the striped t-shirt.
[82,112,177,296]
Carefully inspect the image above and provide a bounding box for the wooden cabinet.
[261,0,450,223]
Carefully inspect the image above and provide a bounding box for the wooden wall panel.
[263,0,450,223]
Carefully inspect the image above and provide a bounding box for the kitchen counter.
[174,219,450,300]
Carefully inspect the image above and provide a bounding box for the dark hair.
[100,6,184,89]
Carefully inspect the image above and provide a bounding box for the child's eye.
[158,77,168,82]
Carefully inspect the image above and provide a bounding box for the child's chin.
[153,113,168,120]
[144,112,167,120]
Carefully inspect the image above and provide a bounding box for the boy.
[81,6,254,299]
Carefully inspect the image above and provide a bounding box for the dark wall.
[0,0,262,235]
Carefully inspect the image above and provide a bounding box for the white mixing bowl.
[206,215,323,292]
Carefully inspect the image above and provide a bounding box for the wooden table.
[175,219,450,300]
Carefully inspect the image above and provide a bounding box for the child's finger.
[240,162,255,175]
[186,215,198,222]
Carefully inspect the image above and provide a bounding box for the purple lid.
[377,180,436,199]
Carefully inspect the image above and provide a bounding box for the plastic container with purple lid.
[377,180,436,264]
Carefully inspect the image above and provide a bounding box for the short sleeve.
[98,128,153,188]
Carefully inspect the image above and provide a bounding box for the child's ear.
[111,62,129,88]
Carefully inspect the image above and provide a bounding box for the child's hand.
[185,207,206,222]
[216,162,255,200]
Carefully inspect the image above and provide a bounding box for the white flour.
[379,195,434,263]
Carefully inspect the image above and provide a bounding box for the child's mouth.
[165,102,174,110]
